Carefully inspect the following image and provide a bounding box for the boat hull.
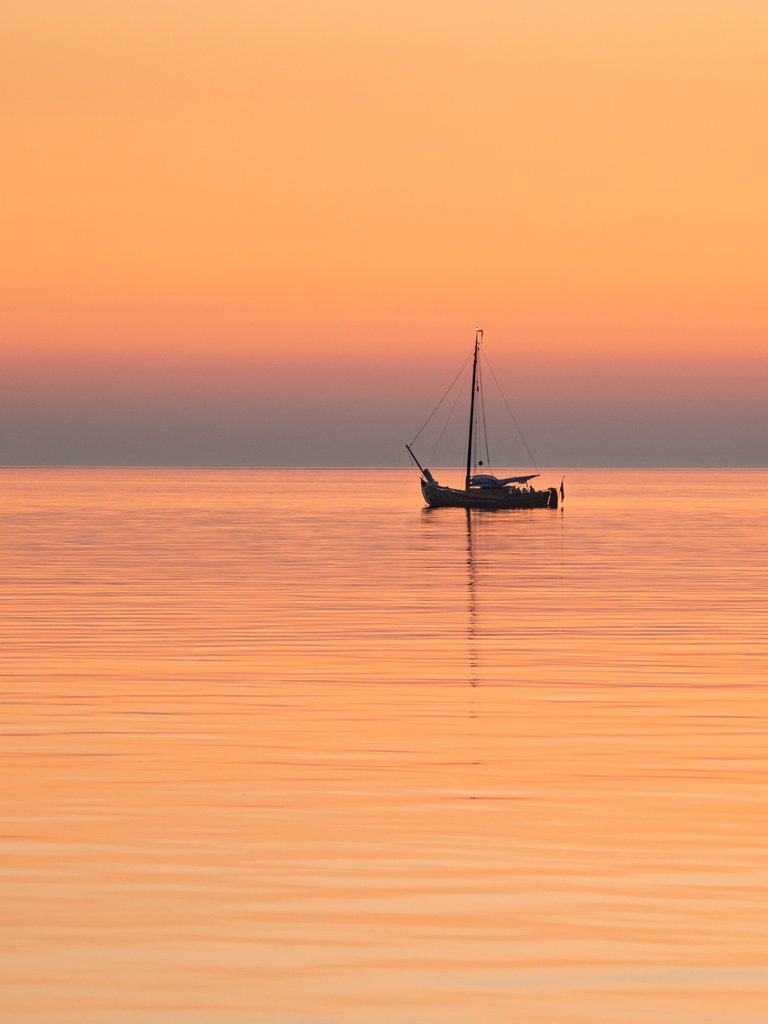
[422,482,558,510]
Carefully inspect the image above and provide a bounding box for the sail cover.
[499,474,540,485]
[470,473,540,488]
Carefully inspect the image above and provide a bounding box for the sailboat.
[406,330,561,510]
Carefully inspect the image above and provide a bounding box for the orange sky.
[2,1,767,464]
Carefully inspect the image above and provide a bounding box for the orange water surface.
[1,468,767,1023]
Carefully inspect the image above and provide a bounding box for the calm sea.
[2,468,767,1024]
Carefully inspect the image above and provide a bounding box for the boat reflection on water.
[465,510,479,688]
[421,500,565,693]
[420,506,481,687]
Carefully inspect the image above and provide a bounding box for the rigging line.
[477,354,491,470]
[473,366,479,468]
[483,350,539,473]
[427,360,471,465]
[473,366,480,471]
[409,351,474,446]
[472,357,481,470]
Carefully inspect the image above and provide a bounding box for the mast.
[465,328,482,490]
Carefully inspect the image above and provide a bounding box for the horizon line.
[1,464,766,472]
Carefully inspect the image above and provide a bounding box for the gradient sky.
[2,0,766,466]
